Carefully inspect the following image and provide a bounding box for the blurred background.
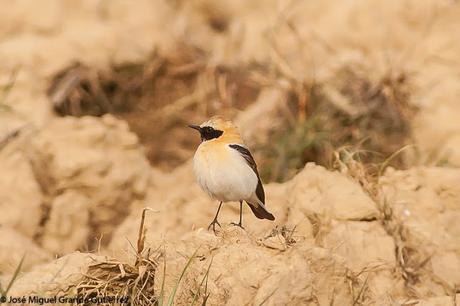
[3,0,459,183]
[1,0,460,304]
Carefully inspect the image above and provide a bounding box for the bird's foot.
[207,219,221,234]
[230,222,245,230]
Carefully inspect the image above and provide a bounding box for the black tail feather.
[246,202,275,221]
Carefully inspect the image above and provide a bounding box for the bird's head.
[188,116,239,142]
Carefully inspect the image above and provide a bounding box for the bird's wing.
[229,144,265,204]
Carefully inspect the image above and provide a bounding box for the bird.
[189,116,275,233]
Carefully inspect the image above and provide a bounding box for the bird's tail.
[246,202,275,221]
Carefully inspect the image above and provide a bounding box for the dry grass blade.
[0,254,26,299]
[158,251,167,306]
[190,257,213,306]
[0,126,23,151]
[378,144,413,177]
[137,207,157,258]
[352,273,369,306]
[48,67,82,110]
[0,67,19,108]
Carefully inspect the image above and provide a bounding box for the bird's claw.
[207,219,221,233]
[230,222,245,230]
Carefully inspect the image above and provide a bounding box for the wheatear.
[189,116,275,233]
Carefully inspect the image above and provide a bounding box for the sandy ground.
[1,1,460,305]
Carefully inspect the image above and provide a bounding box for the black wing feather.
[229,144,265,204]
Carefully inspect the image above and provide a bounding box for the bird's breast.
[193,143,258,202]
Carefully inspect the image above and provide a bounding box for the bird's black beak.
[188,124,201,132]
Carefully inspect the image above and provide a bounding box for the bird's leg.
[208,201,223,233]
[231,201,244,229]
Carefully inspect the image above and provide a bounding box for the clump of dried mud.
[1,1,460,305]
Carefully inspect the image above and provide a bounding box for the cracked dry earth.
[1,1,460,305]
